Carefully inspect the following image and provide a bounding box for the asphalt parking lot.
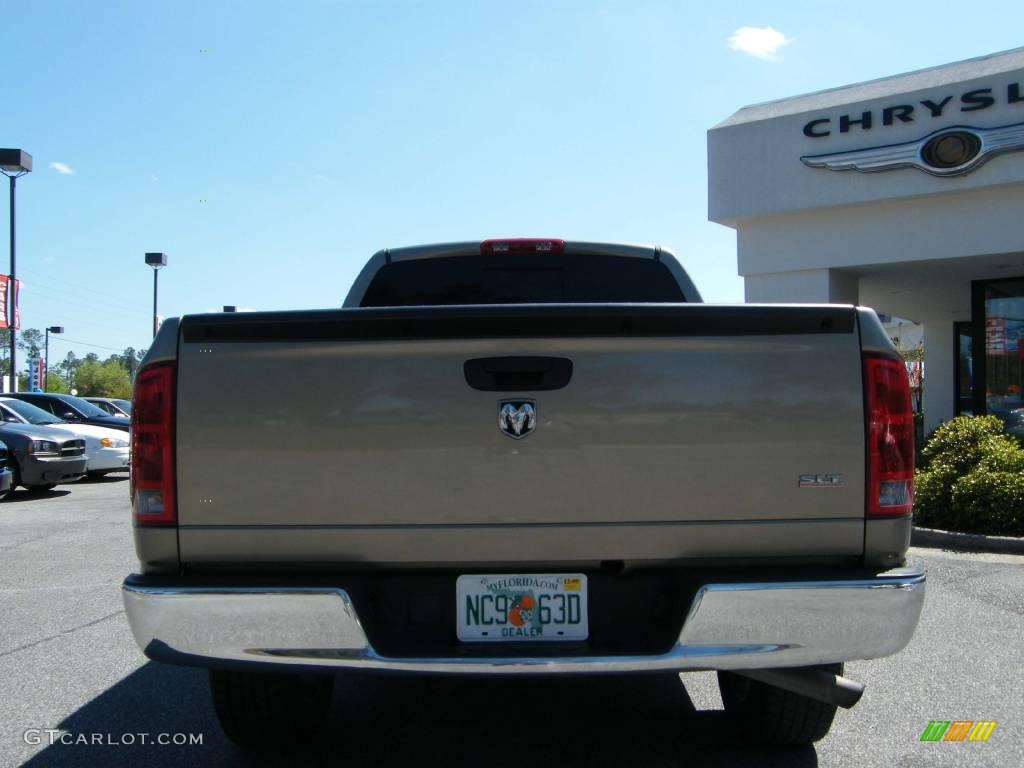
[1,478,1021,767]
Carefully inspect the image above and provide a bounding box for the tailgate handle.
[463,357,573,391]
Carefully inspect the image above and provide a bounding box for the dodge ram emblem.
[499,400,537,439]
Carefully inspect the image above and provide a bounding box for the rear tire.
[717,664,842,746]
[209,669,334,749]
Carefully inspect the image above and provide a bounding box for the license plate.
[456,574,588,642]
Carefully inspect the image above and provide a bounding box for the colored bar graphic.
[920,721,949,741]
[944,721,972,741]
[920,720,996,742]
[968,721,997,742]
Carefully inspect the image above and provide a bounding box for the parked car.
[0,398,130,477]
[3,393,130,432]
[0,422,87,493]
[0,440,14,500]
[1001,408,1024,440]
[123,239,925,749]
[84,397,132,417]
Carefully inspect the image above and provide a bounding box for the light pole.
[0,149,32,391]
[145,252,167,338]
[44,326,63,392]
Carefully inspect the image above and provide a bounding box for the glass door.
[972,279,1024,434]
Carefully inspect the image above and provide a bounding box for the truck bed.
[174,303,867,566]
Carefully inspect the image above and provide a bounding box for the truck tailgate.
[175,305,866,565]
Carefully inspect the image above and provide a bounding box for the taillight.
[480,238,565,256]
[864,354,914,517]
[131,362,176,526]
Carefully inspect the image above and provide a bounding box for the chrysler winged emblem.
[801,121,1024,177]
[499,400,537,439]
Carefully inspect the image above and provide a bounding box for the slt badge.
[801,121,1024,177]
[499,400,537,440]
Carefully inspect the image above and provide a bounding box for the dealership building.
[709,47,1024,433]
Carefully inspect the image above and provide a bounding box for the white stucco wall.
[922,321,955,433]
[744,268,859,304]
[735,184,1024,278]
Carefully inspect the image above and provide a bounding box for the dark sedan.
[0,440,14,500]
[3,393,130,432]
[0,422,88,492]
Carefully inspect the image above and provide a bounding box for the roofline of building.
[713,46,1024,129]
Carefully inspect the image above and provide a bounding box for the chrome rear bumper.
[122,568,925,674]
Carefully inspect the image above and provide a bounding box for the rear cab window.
[359,253,686,307]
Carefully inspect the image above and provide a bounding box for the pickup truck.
[122,239,925,749]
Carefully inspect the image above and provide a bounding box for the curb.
[911,526,1024,555]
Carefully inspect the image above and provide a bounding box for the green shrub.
[949,472,1024,536]
[914,416,1024,536]
[977,438,1024,474]
[912,463,959,529]
[918,415,1005,472]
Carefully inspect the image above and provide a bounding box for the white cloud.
[48,161,75,175]
[728,26,791,60]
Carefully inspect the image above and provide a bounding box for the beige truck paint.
[174,319,867,565]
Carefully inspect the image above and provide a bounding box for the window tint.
[360,253,686,307]
[0,398,60,424]
[14,397,45,415]
[61,395,111,418]
[44,398,72,416]
[980,278,1024,424]
[20,395,59,415]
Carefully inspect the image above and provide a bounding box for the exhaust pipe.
[735,668,865,709]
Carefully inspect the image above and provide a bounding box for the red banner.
[986,317,1006,354]
[12,278,20,330]
[0,276,7,330]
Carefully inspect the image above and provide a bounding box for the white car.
[0,397,130,477]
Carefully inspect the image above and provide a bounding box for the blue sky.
[3,0,1024,363]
